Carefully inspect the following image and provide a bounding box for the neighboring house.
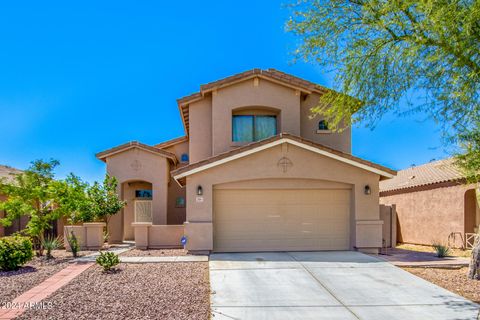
[97,69,396,253]
[0,165,28,237]
[380,158,480,247]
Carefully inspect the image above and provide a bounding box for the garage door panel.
[213,189,351,252]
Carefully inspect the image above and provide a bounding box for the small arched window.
[181,153,189,162]
[318,120,329,131]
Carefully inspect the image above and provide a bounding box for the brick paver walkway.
[0,262,93,320]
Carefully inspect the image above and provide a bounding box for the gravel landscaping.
[0,249,91,303]
[404,267,480,303]
[18,262,210,320]
[120,248,188,257]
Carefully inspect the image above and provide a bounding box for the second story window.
[232,115,277,142]
[318,120,329,131]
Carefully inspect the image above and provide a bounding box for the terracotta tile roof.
[176,68,331,135]
[172,133,396,186]
[0,165,22,183]
[154,136,188,149]
[96,141,177,163]
[379,158,464,193]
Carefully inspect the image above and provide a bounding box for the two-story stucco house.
[96,69,396,253]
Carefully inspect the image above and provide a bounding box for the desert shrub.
[96,251,120,272]
[432,242,450,258]
[66,231,79,258]
[42,236,62,259]
[0,236,34,270]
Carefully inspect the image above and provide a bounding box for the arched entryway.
[122,180,153,241]
[464,188,480,234]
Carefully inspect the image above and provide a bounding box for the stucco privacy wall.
[211,79,301,155]
[106,148,169,243]
[300,92,351,153]
[380,184,478,245]
[184,142,381,251]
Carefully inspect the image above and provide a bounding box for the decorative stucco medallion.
[130,159,142,171]
[277,157,293,173]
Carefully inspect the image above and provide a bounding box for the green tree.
[0,160,62,255]
[287,0,480,272]
[87,175,125,238]
[52,174,93,224]
[455,123,480,184]
[286,0,480,136]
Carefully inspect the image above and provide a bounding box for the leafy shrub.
[0,236,34,270]
[66,231,79,258]
[42,236,62,259]
[432,242,450,258]
[96,251,120,272]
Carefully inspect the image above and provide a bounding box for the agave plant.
[42,236,62,259]
[432,242,450,258]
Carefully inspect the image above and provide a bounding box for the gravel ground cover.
[18,262,210,320]
[0,249,91,303]
[120,248,187,257]
[404,267,480,303]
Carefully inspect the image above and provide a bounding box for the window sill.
[316,130,332,134]
[231,141,249,147]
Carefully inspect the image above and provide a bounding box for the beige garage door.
[213,189,351,252]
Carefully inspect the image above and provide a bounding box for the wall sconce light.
[197,185,203,196]
[364,185,371,195]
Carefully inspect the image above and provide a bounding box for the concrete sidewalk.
[73,243,133,262]
[210,251,479,320]
[120,255,208,263]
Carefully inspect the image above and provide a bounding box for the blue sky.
[0,1,448,183]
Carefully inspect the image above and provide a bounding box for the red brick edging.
[0,262,93,320]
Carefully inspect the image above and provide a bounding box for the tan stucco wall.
[211,79,301,155]
[106,148,170,243]
[132,223,184,249]
[184,142,381,251]
[186,79,353,163]
[163,140,189,163]
[300,92,351,153]
[122,181,152,240]
[189,97,212,163]
[380,184,479,246]
[64,223,105,250]
[164,141,188,225]
[167,179,186,225]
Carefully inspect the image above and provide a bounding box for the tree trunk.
[37,233,45,257]
[468,240,480,280]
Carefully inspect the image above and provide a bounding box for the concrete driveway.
[209,251,479,320]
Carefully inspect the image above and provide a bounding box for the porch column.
[107,181,124,243]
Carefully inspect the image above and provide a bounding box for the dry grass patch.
[397,243,472,258]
